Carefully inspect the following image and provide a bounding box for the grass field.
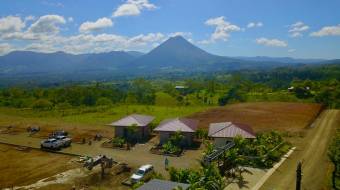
[189,102,323,133]
[0,105,211,140]
[0,102,323,139]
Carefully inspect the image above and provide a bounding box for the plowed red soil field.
[189,102,323,132]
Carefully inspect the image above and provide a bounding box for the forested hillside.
[1,63,339,110]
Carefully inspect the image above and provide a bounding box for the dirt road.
[260,109,340,190]
[0,133,202,177]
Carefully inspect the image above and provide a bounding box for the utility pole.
[296,161,302,190]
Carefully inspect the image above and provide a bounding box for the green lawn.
[0,105,212,127]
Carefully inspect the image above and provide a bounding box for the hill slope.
[129,36,315,73]
[0,50,142,75]
[0,36,337,85]
[130,36,244,72]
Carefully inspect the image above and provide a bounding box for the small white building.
[208,122,256,147]
[154,118,198,146]
[108,114,155,141]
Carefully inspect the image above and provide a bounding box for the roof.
[136,179,190,190]
[139,164,153,171]
[208,122,256,139]
[154,118,198,133]
[175,85,187,89]
[108,114,155,127]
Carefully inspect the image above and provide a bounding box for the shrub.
[32,99,53,110]
[169,131,184,147]
[195,129,208,139]
[328,131,340,189]
[161,131,185,154]
[112,137,126,147]
[162,141,181,154]
[96,97,113,106]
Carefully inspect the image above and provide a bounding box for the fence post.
[296,161,302,190]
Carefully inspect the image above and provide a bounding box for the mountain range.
[0,36,333,82]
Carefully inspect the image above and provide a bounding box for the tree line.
[1,63,340,109]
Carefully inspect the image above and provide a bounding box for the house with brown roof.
[108,114,155,141]
[154,118,198,146]
[208,122,256,147]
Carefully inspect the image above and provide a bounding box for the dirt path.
[260,109,340,190]
[0,133,202,177]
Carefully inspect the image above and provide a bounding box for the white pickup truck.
[40,138,64,150]
[130,164,154,184]
[55,135,72,147]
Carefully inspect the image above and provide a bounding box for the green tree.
[32,99,53,110]
[82,90,97,106]
[96,97,113,106]
[126,124,139,143]
[130,78,156,104]
[218,87,245,106]
[329,132,340,189]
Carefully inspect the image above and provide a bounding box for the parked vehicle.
[40,138,63,150]
[49,130,68,138]
[55,135,72,147]
[130,164,154,184]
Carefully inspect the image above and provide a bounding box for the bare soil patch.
[189,102,323,133]
[0,144,75,189]
[37,164,131,190]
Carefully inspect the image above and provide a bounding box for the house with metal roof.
[154,118,198,146]
[136,179,190,190]
[208,122,256,147]
[108,114,155,141]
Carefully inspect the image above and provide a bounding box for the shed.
[154,118,198,146]
[208,122,256,147]
[175,85,187,89]
[108,114,155,140]
[136,179,190,190]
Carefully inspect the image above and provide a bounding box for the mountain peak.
[151,35,207,56]
[162,35,191,46]
[168,35,187,41]
[130,35,221,69]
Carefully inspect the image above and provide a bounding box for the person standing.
[165,156,169,170]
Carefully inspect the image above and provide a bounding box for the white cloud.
[197,40,211,45]
[113,0,157,17]
[25,15,36,22]
[24,43,57,53]
[0,43,12,55]
[79,17,113,33]
[247,22,263,28]
[256,37,288,47]
[288,49,296,53]
[128,33,165,45]
[310,24,340,37]
[203,16,240,43]
[42,32,166,54]
[168,32,192,38]
[288,22,309,37]
[68,17,74,22]
[28,15,66,34]
[0,13,195,54]
[42,1,64,8]
[0,16,25,33]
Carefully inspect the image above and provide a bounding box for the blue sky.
[0,0,340,59]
